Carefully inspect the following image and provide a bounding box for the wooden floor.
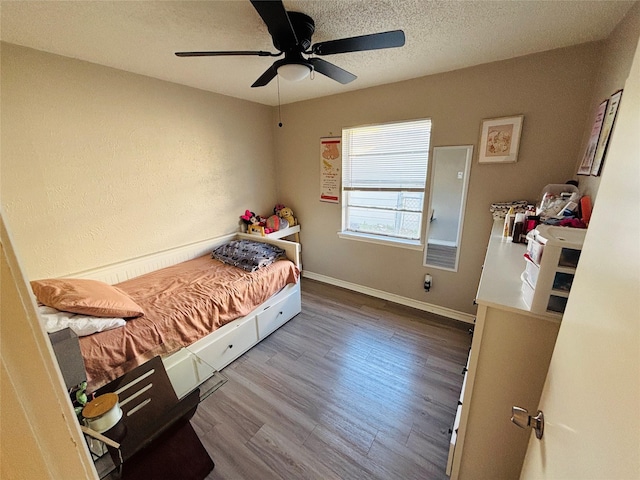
[192,279,472,480]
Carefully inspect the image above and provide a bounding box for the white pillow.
[38,305,126,337]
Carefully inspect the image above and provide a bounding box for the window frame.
[339,118,432,249]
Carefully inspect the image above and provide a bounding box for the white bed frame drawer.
[256,286,301,339]
[163,348,216,399]
[188,315,258,371]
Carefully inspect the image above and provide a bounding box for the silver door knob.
[511,406,544,439]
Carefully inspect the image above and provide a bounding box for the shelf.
[558,247,581,268]
[555,265,576,274]
[547,295,569,314]
[519,224,586,316]
[246,224,300,240]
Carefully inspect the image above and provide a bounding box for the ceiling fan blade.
[251,64,279,88]
[175,50,279,57]
[308,58,357,84]
[311,30,405,56]
[250,0,298,46]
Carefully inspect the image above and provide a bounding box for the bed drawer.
[256,287,301,339]
[163,348,216,399]
[188,316,258,371]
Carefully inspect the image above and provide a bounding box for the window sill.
[337,231,424,251]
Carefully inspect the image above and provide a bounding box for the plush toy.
[261,218,275,234]
[265,214,289,231]
[240,210,267,232]
[242,208,296,235]
[278,207,297,227]
[240,210,258,225]
[241,209,280,234]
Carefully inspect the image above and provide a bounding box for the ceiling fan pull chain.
[277,75,283,128]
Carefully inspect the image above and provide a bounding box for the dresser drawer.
[459,351,471,404]
[256,288,301,339]
[188,315,258,371]
[447,404,463,476]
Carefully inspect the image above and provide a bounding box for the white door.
[520,37,640,479]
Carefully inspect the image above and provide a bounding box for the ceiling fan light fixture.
[176,0,405,88]
[277,63,311,82]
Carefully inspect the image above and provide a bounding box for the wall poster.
[590,89,623,176]
[320,137,341,203]
[577,99,608,175]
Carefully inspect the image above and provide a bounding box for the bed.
[33,233,301,395]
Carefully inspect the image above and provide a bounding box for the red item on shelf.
[581,196,592,225]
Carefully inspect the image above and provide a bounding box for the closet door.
[521,35,640,480]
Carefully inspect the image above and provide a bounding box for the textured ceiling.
[0,1,635,106]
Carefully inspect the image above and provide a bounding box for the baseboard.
[302,271,476,324]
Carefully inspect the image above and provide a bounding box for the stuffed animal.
[242,208,297,235]
[278,207,297,227]
[240,210,256,225]
[265,214,289,231]
[241,209,272,234]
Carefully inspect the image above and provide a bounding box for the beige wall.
[1,43,276,280]
[3,23,637,317]
[573,1,640,202]
[274,43,601,315]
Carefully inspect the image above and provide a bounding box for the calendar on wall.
[320,137,341,203]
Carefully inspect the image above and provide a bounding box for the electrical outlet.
[424,274,432,291]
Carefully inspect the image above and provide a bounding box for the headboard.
[65,233,301,285]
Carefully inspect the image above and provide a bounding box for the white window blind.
[341,119,431,243]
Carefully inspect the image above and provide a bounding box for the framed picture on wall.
[478,115,524,164]
[577,99,609,175]
[590,89,623,176]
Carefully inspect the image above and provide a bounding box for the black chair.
[94,356,214,480]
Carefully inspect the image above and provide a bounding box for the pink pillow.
[31,278,144,318]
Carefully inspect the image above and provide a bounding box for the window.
[340,119,432,247]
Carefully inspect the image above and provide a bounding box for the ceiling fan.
[175,0,405,88]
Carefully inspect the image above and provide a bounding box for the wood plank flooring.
[193,279,472,480]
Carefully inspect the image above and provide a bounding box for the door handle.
[511,406,544,439]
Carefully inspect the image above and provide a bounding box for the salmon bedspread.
[80,255,299,389]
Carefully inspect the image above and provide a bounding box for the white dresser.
[447,221,562,479]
